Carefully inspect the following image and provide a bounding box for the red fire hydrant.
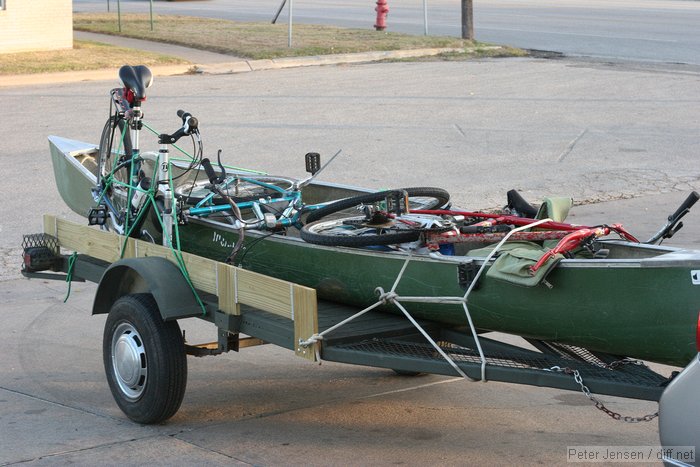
[374,0,389,31]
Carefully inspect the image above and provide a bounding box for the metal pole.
[423,0,428,35]
[117,0,122,33]
[288,0,293,48]
[272,0,287,24]
[150,0,154,31]
[107,0,110,13]
[461,0,474,40]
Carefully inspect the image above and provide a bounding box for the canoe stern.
[48,135,98,218]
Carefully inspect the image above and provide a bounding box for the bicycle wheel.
[96,116,133,232]
[300,188,449,247]
[175,175,296,205]
[304,187,450,224]
[301,215,422,247]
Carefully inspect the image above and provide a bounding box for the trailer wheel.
[103,293,187,424]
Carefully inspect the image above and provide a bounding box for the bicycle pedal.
[305,152,321,175]
[88,205,108,226]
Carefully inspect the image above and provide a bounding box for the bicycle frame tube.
[185,191,334,229]
[188,194,298,216]
[194,176,290,209]
[158,144,174,247]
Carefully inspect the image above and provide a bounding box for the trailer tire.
[103,293,187,424]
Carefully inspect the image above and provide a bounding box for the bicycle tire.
[300,215,422,247]
[304,187,450,224]
[97,116,133,186]
[97,116,133,232]
[175,175,296,205]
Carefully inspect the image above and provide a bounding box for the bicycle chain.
[546,360,659,423]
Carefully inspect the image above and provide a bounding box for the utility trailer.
[22,215,673,425]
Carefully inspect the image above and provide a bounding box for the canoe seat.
[119,65,153,103]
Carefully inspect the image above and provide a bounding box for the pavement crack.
[166,437,255,465]
[557,128,587,162]
[2,434,179,466]
[0,385,123,423]
[454,123,467,138]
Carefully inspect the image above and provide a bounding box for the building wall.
[0,0,73,54]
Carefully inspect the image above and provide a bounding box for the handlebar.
[201,150,227,185]
[669,191,699,223]
[177,109,199,132]
[201,158,219,185]
[646,191,699,244]
[158,109,199,145]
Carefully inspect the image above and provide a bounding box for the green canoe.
[49,136,700,367]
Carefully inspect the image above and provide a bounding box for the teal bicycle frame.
[187,184,319,229]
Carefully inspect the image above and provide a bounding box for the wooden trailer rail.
[42,215,319,361]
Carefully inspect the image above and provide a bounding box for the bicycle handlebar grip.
[669,191,700,221]
[177,109,198,132]
[201,158,218,185]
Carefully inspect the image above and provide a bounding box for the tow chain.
[547,360,659,423]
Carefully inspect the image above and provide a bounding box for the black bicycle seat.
[118,65,153,102]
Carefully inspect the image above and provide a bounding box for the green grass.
[0,14,525,75]
[73,13,484,60]
[0,40,186,75]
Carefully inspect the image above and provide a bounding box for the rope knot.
[299,334,322,348]
[375,287,398,304]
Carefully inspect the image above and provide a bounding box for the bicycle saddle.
[118,65,153,102]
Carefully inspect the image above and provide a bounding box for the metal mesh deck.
[326,336,670,398]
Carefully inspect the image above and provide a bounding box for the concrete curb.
[0,47,499,87]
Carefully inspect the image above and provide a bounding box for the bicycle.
[92,65,293,242]
[91,65,451,254]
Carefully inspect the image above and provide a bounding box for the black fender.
[93,257,204,320]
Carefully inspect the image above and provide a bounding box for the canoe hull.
[49,136,99,218]
[181,219,700,367]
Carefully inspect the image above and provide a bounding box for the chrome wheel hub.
[111,322,147,401]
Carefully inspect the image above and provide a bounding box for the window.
[0,0,5,10]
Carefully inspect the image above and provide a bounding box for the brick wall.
[0,0,73,54]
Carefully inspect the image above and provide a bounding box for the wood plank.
[217,262,240,315]
[237,268,295,319]
[44,215,318,328]
[129,239,219,294]
[294,284,319,361]
[238,337,266,348]
[46,215,124,263]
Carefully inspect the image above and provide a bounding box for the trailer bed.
[27,215,672,417]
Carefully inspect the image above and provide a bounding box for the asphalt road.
[74,0,700,64]
[1,57,699,464]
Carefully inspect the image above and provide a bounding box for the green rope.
[141,121,267,174]
[63,252,78,303]
[103,124,213,316]
[114,158,206,315]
